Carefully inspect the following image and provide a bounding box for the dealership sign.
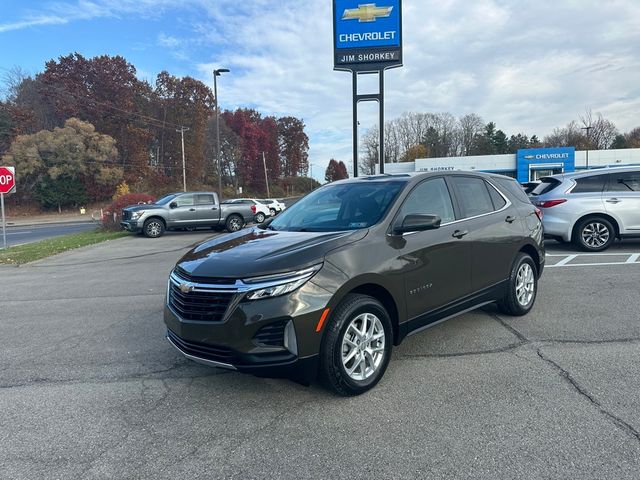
[516,147,575,183]
[333,0,403,71]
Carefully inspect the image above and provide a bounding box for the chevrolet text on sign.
[333,0,402,71]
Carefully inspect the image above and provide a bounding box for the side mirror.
[393,214,441,235]
[169,202,177,209]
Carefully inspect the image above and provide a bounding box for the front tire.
[574,217,615,252]
[319,294,393,396]
[143,218,165,238]
[498,253,537,316]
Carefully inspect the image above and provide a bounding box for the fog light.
[283,320,298,356]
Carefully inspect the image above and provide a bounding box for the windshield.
[155,194,177,205]
[268,181,405,232]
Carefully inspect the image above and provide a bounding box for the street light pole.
[262,152,270,197]
[176,126,189,191]
[213,68,230,201]
[581,125,592,170]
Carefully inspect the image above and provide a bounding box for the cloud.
[3,0,640,178]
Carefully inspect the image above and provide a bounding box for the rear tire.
[270,208,277,216]
[143,218,165,238]
[498,253,537,316]
[225,214,244,233]
[573,216,615,252]
[255,212,266,223]
[319,294,393,396]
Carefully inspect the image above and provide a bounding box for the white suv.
[530,166,640,251]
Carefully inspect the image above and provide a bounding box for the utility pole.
[310,164,313,192]
[262,152,270,198]
[213,68,230,200]
[581,125,592,169]
[176,126,189,192]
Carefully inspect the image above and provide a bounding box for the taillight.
[536,199,567,208]
[535,207,543,221]
[251,205,256,214]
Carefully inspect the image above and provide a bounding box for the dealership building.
[383,147,640,183]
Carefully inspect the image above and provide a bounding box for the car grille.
[122,210,131,221]
[252,320,287,347]
[174,267,236,285]
[168,281,235,322]
[167,330,234,364]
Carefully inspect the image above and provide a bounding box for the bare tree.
[457,113,484,156]
[360,126,379,175]
[580,109,618,150]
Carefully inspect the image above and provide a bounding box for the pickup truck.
[120,192,255,238]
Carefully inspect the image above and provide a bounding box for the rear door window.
[486,182,507,210]
[607,171,640,192]
[450,176,494,218]
[196,194,214,205]
[572,174,608,193]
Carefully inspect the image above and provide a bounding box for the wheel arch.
[572,213,620,240]
[145,215,166,227]
[519,243,541,277]
[330,280,403,346]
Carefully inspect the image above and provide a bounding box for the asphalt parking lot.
[1,234,640,479]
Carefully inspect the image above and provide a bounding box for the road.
[3,221,98,247]
[1,231,639,479]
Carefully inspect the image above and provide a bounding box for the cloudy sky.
[1,0,639,177]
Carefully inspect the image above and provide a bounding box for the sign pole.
[379,70,385,174]
[352,71,359,177]
[1,193,6,250]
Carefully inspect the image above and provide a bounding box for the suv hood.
[176,227,367,279]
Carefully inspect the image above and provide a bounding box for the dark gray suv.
[164,172,544,395]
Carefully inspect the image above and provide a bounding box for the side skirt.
[398,281,508,343]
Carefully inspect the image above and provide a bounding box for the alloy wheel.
[147,221,162,237]
[515,263,535,307]
[341,313,386,381]
[581,222,610,248]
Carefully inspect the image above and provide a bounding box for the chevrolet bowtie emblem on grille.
[342,3,393,22]
[179,283,195,294]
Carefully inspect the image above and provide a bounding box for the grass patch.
[0,230,128,265]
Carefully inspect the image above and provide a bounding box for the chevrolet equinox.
[164,172,544,395]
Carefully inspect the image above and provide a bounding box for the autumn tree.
[278,116,309,177]
[325,159,348,182]
[2,118,122,209]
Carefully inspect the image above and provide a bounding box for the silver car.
[530,166,640,251]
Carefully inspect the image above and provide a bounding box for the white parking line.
[552,255,577,267]
[546,252,640,268]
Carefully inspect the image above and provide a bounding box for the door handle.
[211,207,218,210]
[189,208,196,212]
[505,215,517,223]
[606,198,621,204]
[452,230,468,239]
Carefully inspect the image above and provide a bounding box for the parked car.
[257,198,286,216]
[222,198,271,223]
[120,192,253,238]
[163,172,544,395]
[521,181,541,194]
[530,166,640,251]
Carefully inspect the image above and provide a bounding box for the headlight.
[131,211,145,220]
[243,264,322,300]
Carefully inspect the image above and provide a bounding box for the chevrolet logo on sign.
[343,3,393,22]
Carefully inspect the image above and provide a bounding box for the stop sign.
[0,166,15,194]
